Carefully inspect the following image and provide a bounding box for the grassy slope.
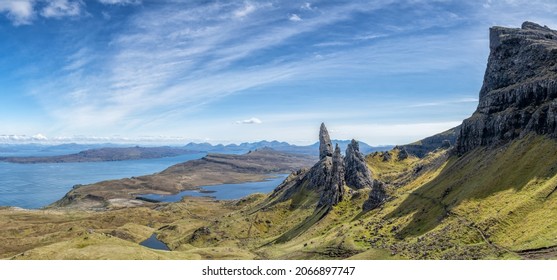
[381,134,557,258]
[4,134,557,259]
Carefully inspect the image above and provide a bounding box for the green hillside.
[6,134,556,259]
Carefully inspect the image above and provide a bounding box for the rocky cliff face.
[456,22,557,154]
[270,123,387,212]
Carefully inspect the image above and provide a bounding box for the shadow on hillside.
[386,135,557,239]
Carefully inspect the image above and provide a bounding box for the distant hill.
[0,146,197,164]
[401,126,459,158]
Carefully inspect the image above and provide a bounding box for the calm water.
[0,153,206,209]
[139,234,170,251]
[138,174,288,202]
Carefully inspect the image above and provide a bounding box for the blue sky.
[1,0,557,145]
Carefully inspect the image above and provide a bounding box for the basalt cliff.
[456,22,557,154]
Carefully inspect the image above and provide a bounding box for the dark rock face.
[396,146,409,160]
[319,123,333,160]
[381,151,391,162]
[456,22,557,154]
[344,139,374,189]
[363,180,388,211]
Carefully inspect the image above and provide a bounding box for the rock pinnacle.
[319,123,333,160]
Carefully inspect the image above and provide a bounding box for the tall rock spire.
[317,144,345,208]
[319,123,333,160]
[344,139,374,189]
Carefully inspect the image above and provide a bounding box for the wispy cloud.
[41,0,82,18]
[405,97,479,108]
[234,2,256,18]
[0,0,140,25]
[236,117,263,125]
[35,1,401,132]
[97,0,141,5]
[7,0,557,144]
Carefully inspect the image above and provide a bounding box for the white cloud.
[41,0,82,18]
[0,0,35,25]
[289,13,302,21]
[236,118,263,125]
[98,0,141,5]
[234,2,256,18]
[0,0,86,24]
[32,133,48,140]
[301,2,314,11]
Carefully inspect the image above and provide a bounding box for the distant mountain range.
[183,140,393,155]
[0,140,392,164]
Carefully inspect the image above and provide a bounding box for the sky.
[1,0,557,146]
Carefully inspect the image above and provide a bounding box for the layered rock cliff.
[456,22,557,154]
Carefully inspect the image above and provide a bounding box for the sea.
[0,148,207,209]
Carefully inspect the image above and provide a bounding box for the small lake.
[138,174,288,202]
[139,234,170,251]
[0,153,206,209]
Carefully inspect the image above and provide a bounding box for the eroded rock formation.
[270,124,387,212]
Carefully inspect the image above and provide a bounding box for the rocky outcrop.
[456,22,557,154]
[270,124,338,207]
[362,180,388,211]
[270,124,387,212]
[395,146,409,160]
